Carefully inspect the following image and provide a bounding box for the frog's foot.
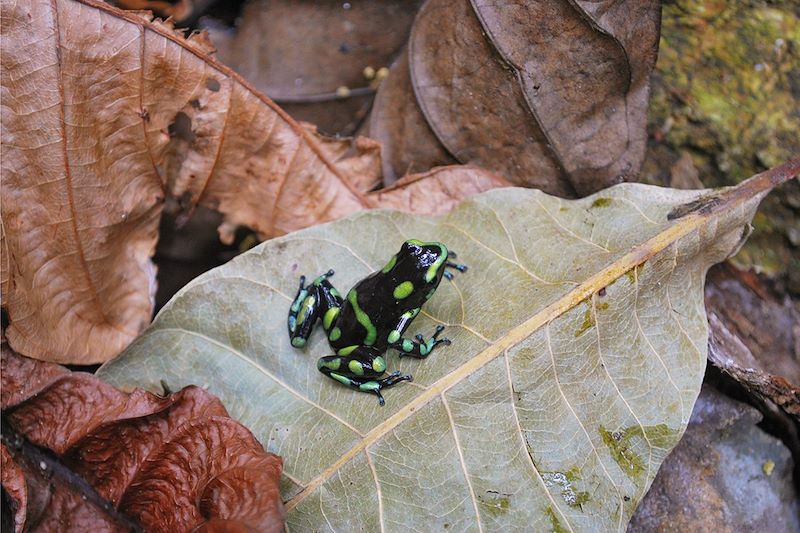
[372,371,414,406]
[443,260,467,280]
[395,325,451,359]
[321,369,412,406]
[311,269,335,286]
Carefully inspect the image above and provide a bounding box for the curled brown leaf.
[1,347,285,532]
[373,0,660,195]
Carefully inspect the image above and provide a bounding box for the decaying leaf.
[1,443,27,533]
[367,48,457,181]
[628,385,800,532]
[0,0,505,364]
[205,0,424,135]
[372,0,660,195]
[98,160,799,530]
[1,346,285,532]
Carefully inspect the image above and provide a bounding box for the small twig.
[269,86,376,104]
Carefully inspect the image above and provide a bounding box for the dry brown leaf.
[204,0,424,135]
[1,346,285,532]
[114,0,193,21]
[367,48,457,182]
[373,0,660,195]
[1,0,505,364]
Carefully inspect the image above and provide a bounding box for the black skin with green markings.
[287,240,467,405]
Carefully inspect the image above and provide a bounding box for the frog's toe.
[443,271,454,281]
[298,275,306,288]
[445,261,468,273]
[415,333,425,342]
[448,250,458,258]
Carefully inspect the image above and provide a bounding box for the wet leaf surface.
[1,0,504,364]
[98,161,799,530]
[1,346,285,532]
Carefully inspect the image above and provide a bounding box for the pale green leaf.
[98,163,797,532]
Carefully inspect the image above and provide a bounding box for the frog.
[287,239,467,406]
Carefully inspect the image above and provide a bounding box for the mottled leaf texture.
[1,347,285,532]
[373,0,660,195]
[98,161,799,531]
[0,0,506,364]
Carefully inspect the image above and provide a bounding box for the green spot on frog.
[591,197,612,208]
[337,345,357,356]
[387,330,401,343]
[600,424,676,479]
[359,381,380,392]
[332,373,351,386]
[347,289,377,345]
[323,307,340,330]
[297,295,315,325]
[373,356,386,373]
[329,327,341,341]
[545,507,569,533]
[393,281,414,300]
[291,337,306,348]
[479,494,510,517]
[381,254,397,273]
[348,359,365,376]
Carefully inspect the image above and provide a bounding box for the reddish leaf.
[1,443,27,533]
[1,347,285,532]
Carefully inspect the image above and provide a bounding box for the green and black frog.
[287,240,466,405]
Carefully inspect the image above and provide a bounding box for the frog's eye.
[403,239,425,252]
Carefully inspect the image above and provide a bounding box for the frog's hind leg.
[317,346,412,406]
[288,269,341,348]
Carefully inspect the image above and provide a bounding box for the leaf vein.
[155,327,364,439]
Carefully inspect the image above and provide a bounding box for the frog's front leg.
[388,309,451,359]
[287,269,343,348]
[443,251,468,281]
[317,346,412,406]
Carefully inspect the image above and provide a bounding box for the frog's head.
[384,239,449,286]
